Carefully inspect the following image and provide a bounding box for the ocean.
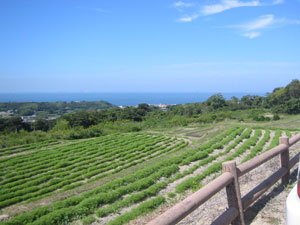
[0,93,265,106]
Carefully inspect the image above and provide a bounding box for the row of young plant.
[0,133,164,184]
[86,127,251,225]
[0,161,182,225]
[0,134,154,187]
[0,134,184,208]
[103,127,294,225]
[6,126,284,224]
[91,127,244,221]
[242,129,270,162]
[174,128,261,193]
[92,127,291,225]
[174,127,292,194]
[0,127,248,224]
[265,129,282,151]
[165,128,251,186]
[0,128,242,225]
[0,128,234,213]
[84,141,188,185]
[0,139,60,157]
[0,135,178,207]
[91,128,250,223]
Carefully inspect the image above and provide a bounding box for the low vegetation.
[0,80,300,224]
[1,124,298,225]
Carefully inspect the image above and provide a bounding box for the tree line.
[0,80,299,147]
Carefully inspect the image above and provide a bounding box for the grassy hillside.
[1,115,300,225]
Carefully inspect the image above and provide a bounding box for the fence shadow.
[244,167,298,225]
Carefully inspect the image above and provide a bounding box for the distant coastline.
[0,92,265,106]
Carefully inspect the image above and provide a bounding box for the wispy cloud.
[172,0,298,39]
[201,0,261,16]
[272,0,284,5]
[178,14,199,22]
[173,1,194,8]
[243,32,261,38]
[237,14,275,30]
[231,14,300,38]
[173,0,286,22]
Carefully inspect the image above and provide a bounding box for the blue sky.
[0,0,299,93]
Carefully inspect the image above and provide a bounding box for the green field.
[1,117,300,225]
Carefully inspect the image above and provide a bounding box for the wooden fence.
[147,133,300,225]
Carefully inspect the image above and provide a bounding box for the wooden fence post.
[222,161,245,225]
[279,137,290,185]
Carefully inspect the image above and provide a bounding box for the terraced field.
[0,127,298,225]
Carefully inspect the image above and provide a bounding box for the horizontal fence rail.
[147,133,300,225]
[147,173,234,225]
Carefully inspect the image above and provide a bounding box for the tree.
[52,119,70,130]
[33,119,50,131]
[5,116,26,133]
[205,94,227,110]
[285,98,300,114]
[285,79,300,98]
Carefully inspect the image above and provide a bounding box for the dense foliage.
[0,101,115,116]
[266,79,300,114]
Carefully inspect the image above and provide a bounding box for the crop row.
[266,129,282,151]
[0,128,241,225]
[0,140,60,157]
[175,128,261,193]
[0,134,185,208]
[90,127,250,224]
[4,127,284,225]
[95,127,247,220]
[0,134,156,186]
[106,127,292,225]
[242,129,271,162]
[0,134,167,183]
[1,161,181,225]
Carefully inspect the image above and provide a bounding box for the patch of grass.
[266,216,281,225]
[167,192,176,198]
[82,215,96,225]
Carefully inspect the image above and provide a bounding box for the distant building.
[21,115,36,123]
[46,115,59,121]
[0,111,14,118]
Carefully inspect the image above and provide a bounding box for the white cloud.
[178,14,199,22]
[201,0,261,15]
[243,32,261,38]
[272,0,284,5]
[231,14,300,38]
[239,14,275,30]
[173,0,286,22]
[232,14,275,38]
[173,1,194,8]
